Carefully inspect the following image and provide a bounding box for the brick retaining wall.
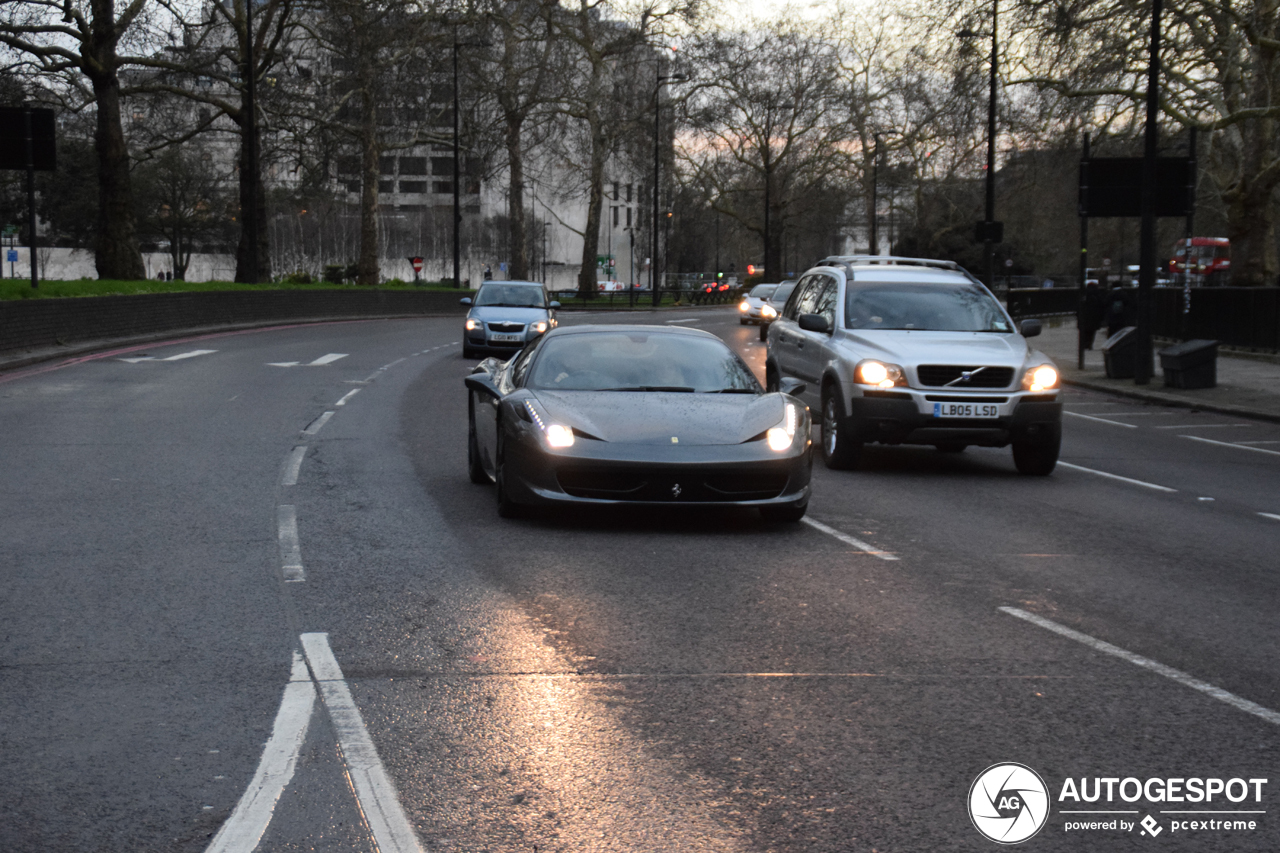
[0,289,469,356]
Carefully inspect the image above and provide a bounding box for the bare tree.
[0,0,154,278]
[1002,0,1280,284]
[680,21,847,278]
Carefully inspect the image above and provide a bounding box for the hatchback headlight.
[1021,364,1059,391]
[531,321,548,334]
[766,402,799,452]
[465,318,480,331]
[738,300,750,313]
[761,304,777,319]
[854,359,907,388]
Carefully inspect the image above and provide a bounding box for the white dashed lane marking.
[802,517,899,561]
[1064,412,1138,428]
[1181,434,1280,457]
[119,349,217,363]
[1056,462,1177,492]
[1001,607,1280,727]
[277,506,305,582]
[301,411,334,435]
[281,446,306,486]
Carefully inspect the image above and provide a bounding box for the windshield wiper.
[602,386,696,392]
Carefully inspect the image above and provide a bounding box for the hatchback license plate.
[489,333,523,343]
[933,402,998,418]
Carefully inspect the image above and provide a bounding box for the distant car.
[766,256,1062,475]
[738,283,779,325]
[465,325,813,521]
[461,281,559,359]
[758,280,798,341]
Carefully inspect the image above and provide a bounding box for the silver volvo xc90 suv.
[764,256,1062,475]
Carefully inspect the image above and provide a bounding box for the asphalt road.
[1,308,1277,852]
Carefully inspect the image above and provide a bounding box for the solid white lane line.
[665,318,699,323]
[1064,411,1138,428]
[307,353,348,366]
[1181,434,1280,457]
[277,506,305,582]
[302,411,334,435]
[267,362,300,367]
[300,633,424,853]
[204,652,316,853]
[802,518,899,561]
[161,349,218,361]
[1235,440,1280,445]
[1259,513,1280,522]
[999,607,1280,727]
[1056,462,1177,492]
[334,388,361,407]
[1154,423,1252,429]
[282,446,307,486]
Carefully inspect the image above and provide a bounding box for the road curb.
[1061,376,1280,425]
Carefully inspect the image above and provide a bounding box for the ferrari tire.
[494,436,521,517]
[467,396,488,484]
[821,388,862,470]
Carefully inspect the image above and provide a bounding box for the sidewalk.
[1036,321,1280,424]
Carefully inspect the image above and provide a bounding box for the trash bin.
[1102,326,1138,379]
[1159,339,1218,389]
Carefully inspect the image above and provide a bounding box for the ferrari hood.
[532,390,787,445]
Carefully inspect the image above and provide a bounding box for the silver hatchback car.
[765,256,1062,474]
[461,281,560,359]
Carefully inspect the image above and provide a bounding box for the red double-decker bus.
[1170,237,1230,283]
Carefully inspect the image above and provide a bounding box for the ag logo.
[968,763,1050,844]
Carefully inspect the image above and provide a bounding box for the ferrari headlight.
[544,424,575,447]
[525,400,575,448]
[1022,364,1059,392]
[761,304,777,319]
[855,359,907,389]
[766,402,798,452]
[531,321,548,334]
[465,318,480,331]
[738,300,750,313]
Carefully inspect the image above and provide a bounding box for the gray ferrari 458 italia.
[465,325,813,521]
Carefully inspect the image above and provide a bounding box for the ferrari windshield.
[527,331,762,393]
[844,282,1011,332]
[474,283,547,308]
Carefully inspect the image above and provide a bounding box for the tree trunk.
[506,118,529,280]
[357,123,381,286]
[1224,63,1279,285]
[233,114,269,283]
[89,75,145,281]
[577,113,608,298]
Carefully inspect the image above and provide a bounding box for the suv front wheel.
[1012,430,1061,475]
[821,389,862,470]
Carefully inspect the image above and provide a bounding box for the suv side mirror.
[798,313,830,334]
[1019,318,1042,338]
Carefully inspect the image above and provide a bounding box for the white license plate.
[489,333,524,343]
[933,402,998,418]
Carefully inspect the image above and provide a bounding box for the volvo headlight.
[1021,364,1059,392]
[766,402,799,452]
[761,304,777,319]
[525,400,574,448]
[854,359,907,388]
[465,318,480,331]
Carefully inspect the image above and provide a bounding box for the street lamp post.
[653,71,686,306]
